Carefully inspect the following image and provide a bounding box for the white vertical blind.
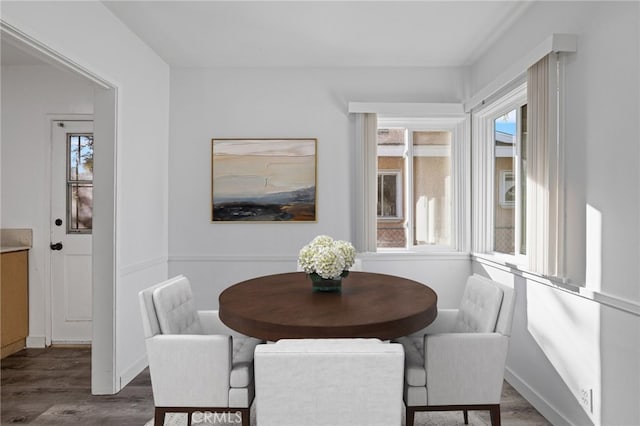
[527,55,550,273]
[527,53,565,277]
[353,113,378,252]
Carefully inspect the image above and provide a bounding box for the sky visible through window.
[495,110,516,135]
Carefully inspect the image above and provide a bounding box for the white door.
[50,120,93,343]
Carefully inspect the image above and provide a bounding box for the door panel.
[51,120,93,343]
[63,253,92,320]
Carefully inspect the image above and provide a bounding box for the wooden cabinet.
[1,250,29,358]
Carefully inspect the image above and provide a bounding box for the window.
[493,104,527,256]
[375,118,466,251]
[473,54,567,277]
[472,82,527,261]
[351,108,469,254]
[67,133,93,233]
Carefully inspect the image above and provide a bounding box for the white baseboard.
[51,340,91,346]
[119,353,148,391]
[505,367,573,426]
[26,336,46,348]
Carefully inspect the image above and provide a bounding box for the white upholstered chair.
[138,275,262,426]
[395,274,515,426]
[255,338,404,426]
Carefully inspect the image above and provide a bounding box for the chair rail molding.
[169,253,472,264]
[473,254,640,317]
[119,256,168,277]
[169,255,296,263]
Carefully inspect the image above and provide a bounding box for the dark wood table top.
[219,271,438,341]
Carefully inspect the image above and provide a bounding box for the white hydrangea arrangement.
[298,235,357,279]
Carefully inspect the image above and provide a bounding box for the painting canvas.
[211,138,317,222]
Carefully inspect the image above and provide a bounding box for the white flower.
[310,235,334,248]
[334,240,356,269]
[297,244,317,274]
[314,247,346,279]
[297,235,357,279]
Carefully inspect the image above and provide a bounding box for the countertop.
[1,229,32,253]
[1,246,31,254]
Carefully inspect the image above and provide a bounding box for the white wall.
[1,1,170,392]
[1,64,94,347]
[470,2,640,425]
[169,67,471,309]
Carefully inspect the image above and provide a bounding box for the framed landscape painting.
[211,138,317,222]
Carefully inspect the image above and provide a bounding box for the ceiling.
[1,1,531,69]
[101,0,532,68]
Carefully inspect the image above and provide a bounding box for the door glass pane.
[412,131,451,246]
[67,133,93,233]
[69,135,93,181]
[377,128,406,248]
[69,184,93,231]
[494,110,516,254]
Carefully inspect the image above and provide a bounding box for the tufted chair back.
[152,276,204,335]
[139,275,183,338]
[139,274,204,337]
[453,275,504,333]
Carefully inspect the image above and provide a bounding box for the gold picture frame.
[211,138,317,222]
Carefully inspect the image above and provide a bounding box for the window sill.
[472,252,567,284]
[472,253,640,317]
[472,252,529,272]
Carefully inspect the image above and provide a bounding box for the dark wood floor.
[2,347,551,425]
[1,347,153,425]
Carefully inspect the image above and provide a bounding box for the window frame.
[472,80,527,265]
[377,116,469,253]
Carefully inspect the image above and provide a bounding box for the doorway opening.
[1,23,118,394]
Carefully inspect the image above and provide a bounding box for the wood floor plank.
[1,348,153,425]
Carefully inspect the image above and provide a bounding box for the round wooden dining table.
[218,271,438,341]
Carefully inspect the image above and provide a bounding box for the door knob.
[50,242,63,251]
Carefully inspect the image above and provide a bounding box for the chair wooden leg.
[407,404,501,426]
[154,407,165,426]
[406,406,415,426]
[489,405,501,426]
[241,408,250,426]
